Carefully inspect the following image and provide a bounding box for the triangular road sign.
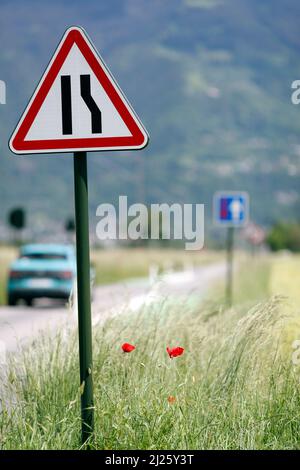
[9,26,149,154]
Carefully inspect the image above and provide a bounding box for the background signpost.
[9,26,149,444]
[8,207,26,245]
[226,226,234,307]
[242,221,266,257]
[65,217,75,233]
[213,191,249,306]
[65,217,75,243]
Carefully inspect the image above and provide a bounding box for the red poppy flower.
[167,346,184,359]
[122,343,135,353]
[167,395,176,404]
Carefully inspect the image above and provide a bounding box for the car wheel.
[25,298,33,307]
[8,294,17,306]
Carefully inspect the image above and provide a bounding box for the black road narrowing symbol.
[60,74,102,135]
[80,75,102,134]
[61,75,72,135]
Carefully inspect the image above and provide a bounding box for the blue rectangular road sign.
[213,191,249,227]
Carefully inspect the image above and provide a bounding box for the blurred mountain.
[1,0,300,232]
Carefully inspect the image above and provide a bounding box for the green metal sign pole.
[226,226,234,307]
[73,151,94,444]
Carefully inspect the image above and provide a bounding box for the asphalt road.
[0,262,225,354]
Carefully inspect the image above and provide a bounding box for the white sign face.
[27,45,132,142]
[9,26,149,154]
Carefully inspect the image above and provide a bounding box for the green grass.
[0,245,17,305]
[91,248,220,285]
[270,254,300,304]
[0,246,219,305]
[211,254,272,308]
[1,255,300,449]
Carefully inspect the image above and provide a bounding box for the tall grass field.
[0,245,219,305]
[0,245,17,305]
[1,254,300,449]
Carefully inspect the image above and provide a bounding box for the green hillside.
[0,0,300,231]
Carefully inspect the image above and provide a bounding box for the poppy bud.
[167,395,176,404]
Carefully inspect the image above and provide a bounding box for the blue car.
[7,244,76,306]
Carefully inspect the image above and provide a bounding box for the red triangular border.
[10,27,148,154]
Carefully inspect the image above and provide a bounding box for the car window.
[20,253,67,260]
